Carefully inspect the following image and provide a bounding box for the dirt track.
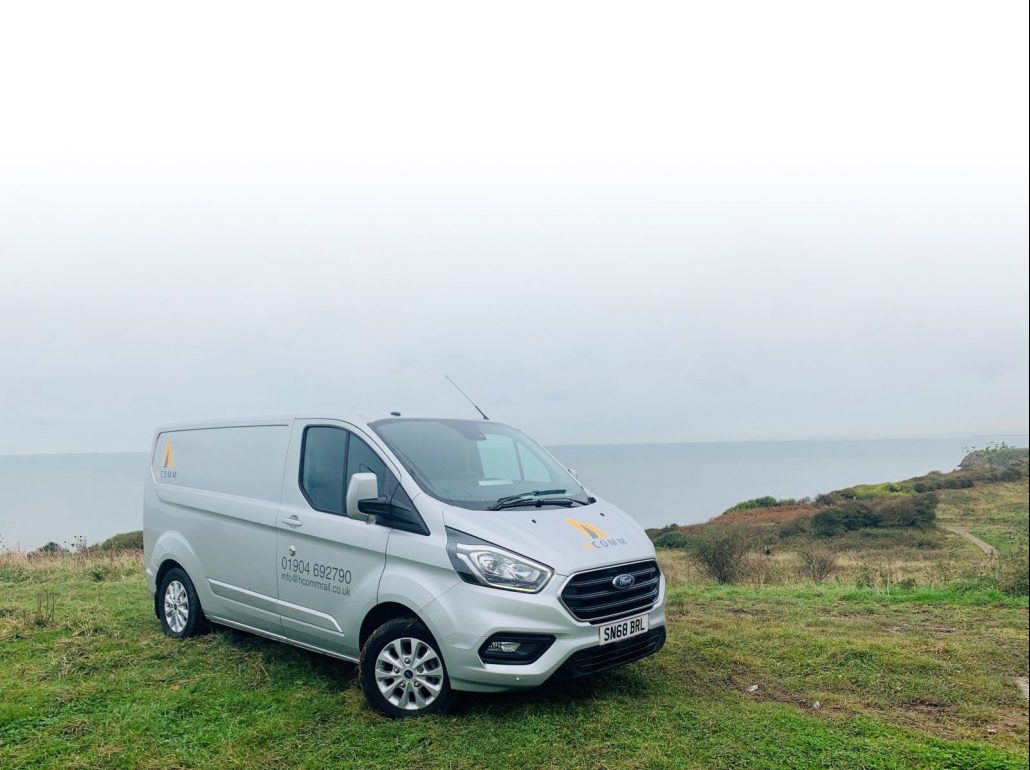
[943,525,997,556]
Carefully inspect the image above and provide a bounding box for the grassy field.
[936,482,1030,555]
[1,479,1027,769]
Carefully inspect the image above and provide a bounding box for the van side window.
[347,434,393,498]
[301,426,399,515]
[300,427,349,514]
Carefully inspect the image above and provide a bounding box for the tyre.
[158,566,208,639]
[359,617,454,717]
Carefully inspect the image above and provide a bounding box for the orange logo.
[160,438,177,479]
[564,518,607,539]
[564,517,627,551]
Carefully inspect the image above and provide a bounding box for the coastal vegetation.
[647,447,1030,598]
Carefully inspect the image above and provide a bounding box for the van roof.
[154,413,488,433]
[155,413,371,433]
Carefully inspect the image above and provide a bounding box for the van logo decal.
[613,573,635,589]
[564,518,607,539]
[564,517,628,551]
[160,438,177,479]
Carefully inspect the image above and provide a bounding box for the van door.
[275,421,392,659]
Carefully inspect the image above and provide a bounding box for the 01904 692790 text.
[281,556,352,584]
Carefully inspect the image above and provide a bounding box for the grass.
[0,546,1026,769]
[2,468,1027,769]
[936,481,1029,555]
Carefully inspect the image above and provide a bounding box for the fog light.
[478,633,555,664]
[487,641,522,654]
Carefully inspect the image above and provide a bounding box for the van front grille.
[560,559,660,623]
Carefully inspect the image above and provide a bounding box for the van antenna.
[444,375,490,420]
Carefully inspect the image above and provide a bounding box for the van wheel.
[359,618,454,717]
[158,567,208,639]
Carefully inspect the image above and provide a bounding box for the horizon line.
[2,431,1028,458]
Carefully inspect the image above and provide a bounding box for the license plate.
[598,613,649,645]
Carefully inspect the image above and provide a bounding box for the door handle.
[282,514,303,528]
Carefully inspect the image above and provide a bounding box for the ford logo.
[612,573,635,589]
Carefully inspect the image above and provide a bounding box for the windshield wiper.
[488,490,564,508]
[491,497,587,511]
[486,494,593,510]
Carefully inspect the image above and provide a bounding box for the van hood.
[441,498,656,576]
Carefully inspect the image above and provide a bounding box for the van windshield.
[370,418,588,511]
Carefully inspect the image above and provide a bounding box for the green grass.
[834,482,915,500]
[936,481,1029,555]
[1,551,1026,770]
[3,472,1027,768]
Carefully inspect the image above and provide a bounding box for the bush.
[95,531,144,551]
[877,493,937,528]
[653,531,691,549]
[796,546,838,582]
[913,476,974,492]
[810,502,879,537]
[810,493,937,537]
[33,542,67,556]
[778,516,809,538]
[690,525,752,584]
[646,523,680,541]
[723,496,797,515]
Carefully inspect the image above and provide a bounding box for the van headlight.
[446,528,553,593]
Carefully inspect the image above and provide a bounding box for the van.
[143,415,666,716]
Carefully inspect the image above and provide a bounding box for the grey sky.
[1,1,1027,453]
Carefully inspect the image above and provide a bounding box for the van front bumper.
[421,572,667,692]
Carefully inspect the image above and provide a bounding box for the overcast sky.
[1,1,1027,453]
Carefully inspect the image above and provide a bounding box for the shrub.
[96,531,144,551]
[796,546,838,582]
[810,493,937,537]
[740,551,784,586]
[811,502,879,537]
[778,516,809,538]
[913,474,974,492]
[653,531,690,549]
[33,542,67,556]
[877,493,937,528]
[690,525,752,584]
[723,496,797,515]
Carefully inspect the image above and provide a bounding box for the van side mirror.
[358,484,432,536]
[345,472,379,521]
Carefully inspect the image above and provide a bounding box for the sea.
[0,435,1025,550]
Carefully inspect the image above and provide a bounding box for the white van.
[143,415,666,716]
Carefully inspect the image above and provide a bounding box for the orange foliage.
[713,504,817,526]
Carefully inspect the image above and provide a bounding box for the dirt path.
[943,526,997,556]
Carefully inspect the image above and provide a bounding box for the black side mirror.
[357,495,392,517]
[358,495,430,536]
